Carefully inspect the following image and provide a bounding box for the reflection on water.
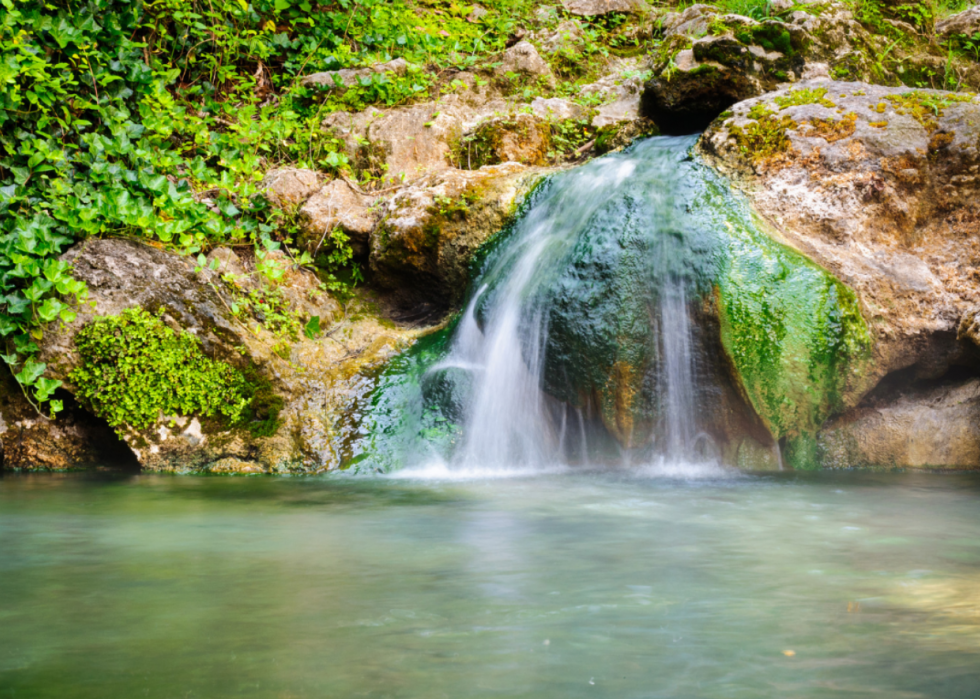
[1,470,980,698]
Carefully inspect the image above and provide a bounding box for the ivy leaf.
[304,315,320,340]
[15,357,46,386]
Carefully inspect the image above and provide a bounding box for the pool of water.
[2,466,980,698]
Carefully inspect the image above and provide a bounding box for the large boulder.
[699,80,980,468]
[1,239,413,473]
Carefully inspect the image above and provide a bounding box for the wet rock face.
[1,239,412,473]
[699,80,980,384]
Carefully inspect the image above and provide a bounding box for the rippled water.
[2,469,980,698]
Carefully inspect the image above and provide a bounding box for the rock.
[299,179,378,258]
[531,97,586,121]
[495,41,554,84]
[466,4,489,22]
[699,80,980,412]
[2,238,414,473]
[561,0,649,16]
[322,83,511,185]
[580,59,648,128]
[960,309,980,348]
[0,367,136,470]
[537,20,586,53]
[937,6,980,39]
[300,58,409,89]
[642,1,950,132]
[818,378,980,469]
[461,114,552,168]
[371,163,545,310]
[644,14,808,132]
[259,168,321,208]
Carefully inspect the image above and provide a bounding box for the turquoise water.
[2,468,980,698]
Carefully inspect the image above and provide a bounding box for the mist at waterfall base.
[348,136,812,475]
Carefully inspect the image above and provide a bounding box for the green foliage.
[69,307,252,429]
[0,0,542,417]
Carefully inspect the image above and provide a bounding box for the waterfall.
[350,134,874,475]
[418,136,715,469]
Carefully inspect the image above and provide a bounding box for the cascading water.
[435,137,708,468]
[348,134,875,474]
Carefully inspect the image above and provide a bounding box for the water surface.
[2,469,980,698]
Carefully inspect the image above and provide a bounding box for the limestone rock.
[2,239,414,473]
[259,168,321,208]
[580,58,648,128]
[531,97,586,121]
[322,83,511,185]
[699,80,980,392]
[960,309,980,349]
[300,58,409,89]
[561,0,649,15]
[462,114,552,168]
[818,379,980,469]
[937,6,980,39]
[0,367,135,470]
[495,41,554,83]
[299,179,378,258]
[643,1,931,132]
[371,163,546,309]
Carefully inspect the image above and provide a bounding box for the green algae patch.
[713,214,874,468]
[774,87,835,110]
[728,109,796,163]
[885,91,977,132]
[341,323,461,473]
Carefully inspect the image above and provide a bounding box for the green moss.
[885,90,977,131]
[714,211,875,468]
[728,108,797,163]
[735,24,794,55]
[70,308,253,430]
[774,87,836,109]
